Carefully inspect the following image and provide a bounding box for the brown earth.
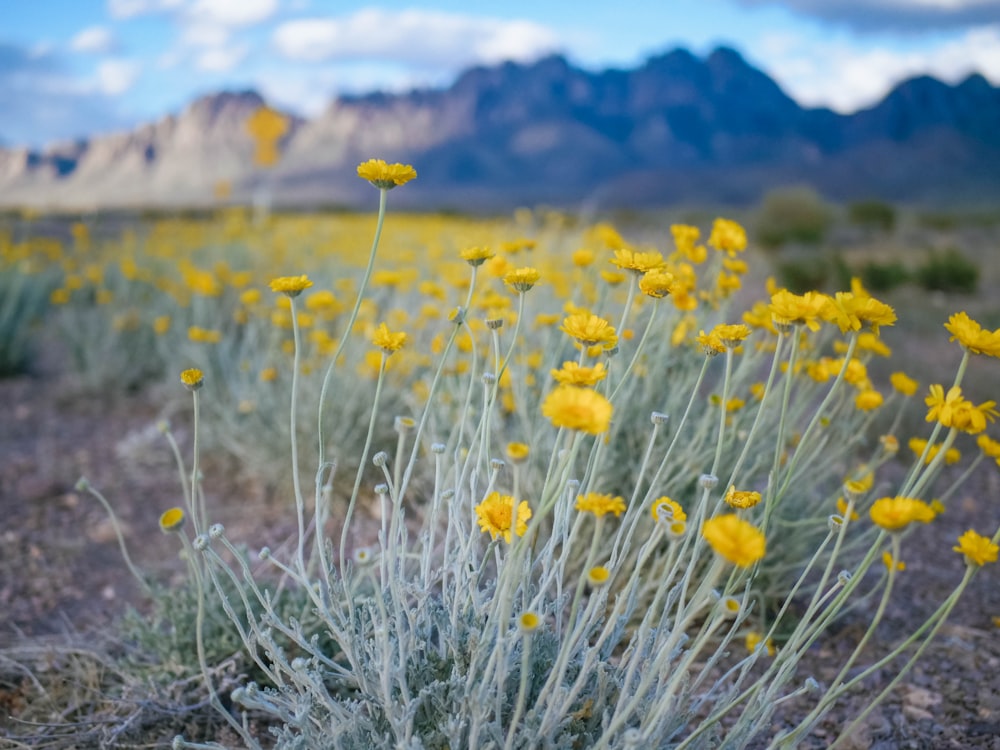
[1,345,999,748]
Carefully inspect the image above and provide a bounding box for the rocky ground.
[1,350,999,748]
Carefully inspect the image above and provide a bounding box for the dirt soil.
[2,350,1000,748]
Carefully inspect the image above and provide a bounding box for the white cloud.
[734,0,1000,31]
[107,0,185,20]
[752,25,1000,111]
[70,26,117,54]
[187,0,278,27]
[272,9,562,68]
[195,44,248,72]
[96,59,141,95]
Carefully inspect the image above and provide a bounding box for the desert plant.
[755,186,833,250]
[847,200,896,233]
[914,248,979,294]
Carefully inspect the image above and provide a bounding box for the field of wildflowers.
[1,158,999,748]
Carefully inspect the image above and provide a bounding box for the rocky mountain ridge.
[2,47,999,209]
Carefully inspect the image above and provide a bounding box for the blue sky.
[2,0,999,147]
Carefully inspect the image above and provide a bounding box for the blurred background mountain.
[2,46,998,211]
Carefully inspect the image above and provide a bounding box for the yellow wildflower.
[696,329,726,356]
[587,566,611,586]
[609,248,666,274]
[372,322,407,354]
[561,312,618,349]
[724,486,762,510]
[953,529,999,566]
[638,268,676,298]
[356,158,417,189]
[855,389,883,411]
[519,612,540,633]
[551,361,608,387]
[702,514,766,567]
[713,323,751,348]
[475,492,531,543]
[869,496,936,531]
[708,218,747,257]
[890,372,919,397]
[944,312,1000,358]
[671,224,706,263]
[506,442,530,463]
[159,507,186,533]
[504,267,541,292]
[575,492,626,518]
[882,551,906,572]
[541,386,613,435]
[977,434,1000,458]
[269,275,313,297]
[180,368,204,390]
[745,631,775,656]
[651,497,687,523]
[459,246,494,266]
[768,289,828,332]
[836,497,859,521]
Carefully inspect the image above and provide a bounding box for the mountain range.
[2,46,999,210]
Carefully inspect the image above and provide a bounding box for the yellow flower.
[702,514,766,567]
[541,386,613,435]
[372,322,407,354]
[925,384,998,434]
[180,368,204,390]
[724,486,762,509]
[188,326,222,344]
[609,248,666,274]
[260,366,278,383]
[269,275,313,297]
[506,442,530,462]
[944,312,1000,357]
[153,315,171,335]
[519,612,540,633]
[890,372,919,397]
[977,434,1000,458]
[459,246,494,266]
[503,266,541,292]
[651,496,687,524]
[708,218,747,256]
[768,289,828,332]
[586,565,611,586]
[560,312,618,349]
[671,224,706,263]
[745,631,775,656]
[953,529,999,566]
[695,329,726,356]
[638,268,676,298]
[713,323,751,348]
[356,158,417,189]
[572,248,596,267]
[882,551,906,572]
[855,389,883,411]
[869,496,936,531]
[908,437,961,465]
[475,492,531,543]
[159,507,186,533]
[836,497,859,521]
[822,292,896,335]
[575,492,626,517]
[551,361,608,387]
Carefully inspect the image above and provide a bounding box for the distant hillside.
[2,47,999,209]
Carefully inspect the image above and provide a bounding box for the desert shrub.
[859,259,910,292]
[0,264,56,376]
[754,186,833,250]
[915,248,979,294]
[847,200,896,233]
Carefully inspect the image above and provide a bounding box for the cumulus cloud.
[96,59,142,95]
[0,43,133,146]
[752,25,1000,111]
[733,0,1000,32]
[272,8,562,68]
[70,26,117,54]
[194,44,248,72]
[107,0,185,20]
[187,0,278,27]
